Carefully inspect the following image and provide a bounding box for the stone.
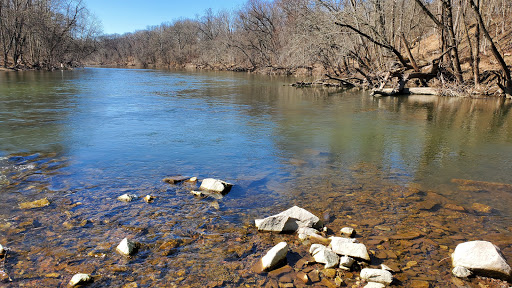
[296,271,309,284]
[186,177,197,183]
[330,241,370,261]
[339,256,355,269]
[471,203,492,213]
[143,195,154,203]
[329,236,358,245]
[363,283,385,288]
[380,264,394,272]
[255,206,321,232]
[360,268,393,285]
[410,280,431,288]
[322,268,336,278]
[117,194,137,202]
[452,241,511,279]
[19,198,50,209]
[0,244,4,256]
[190,190,206,197]
[116,238,137,256]
[452,266,472,278]
[162,175,189,184]
[199,178,233,194]
[68,273,92,287]
[340,227,355,237]
[309,244,339,269]
[334,276,343,286]
[261,242,288,271]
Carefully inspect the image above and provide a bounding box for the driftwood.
[372,87,439,97]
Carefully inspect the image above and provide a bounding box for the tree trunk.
[442,0,463,83]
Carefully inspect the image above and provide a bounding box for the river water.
[0,68,511,287]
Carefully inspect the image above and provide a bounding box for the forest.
[1,0,511,96]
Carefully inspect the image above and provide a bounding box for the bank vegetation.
[2,0,511,97]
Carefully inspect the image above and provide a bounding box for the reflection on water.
[0,68,511,287]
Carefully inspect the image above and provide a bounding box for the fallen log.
[372,87,439,97]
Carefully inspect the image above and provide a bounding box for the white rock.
[144,195,154,203]
[297,227,327,242]
[380,264,394,272]
[360,268,393,285]
[261,242,288,271]
[363,282,386,288]
[329,236,358,244]
[452,241,512,279]
[341,227,355,237]
[255,206,321,232]
[0,244,4,256]
[330,241,370,261]
[69,273,92,286]
[452,266,473,278]
[117,193,137,202]
[339,256,355,269]
[199,178,233,194]
[116,238,137,256]
[309,244,339,269]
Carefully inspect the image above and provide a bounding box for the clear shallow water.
[0,68,511,287]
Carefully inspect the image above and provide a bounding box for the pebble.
[117,194,137,202]
[360,268,393,285]
[340,227,355,237]
[452,266,472,278]
[116,238,137,256]
[296,271,309,284]
[68,273,92,287]
[19,198,50,209]
[0,244,4,256]
[143,195,154,203]
[339,256,355,269]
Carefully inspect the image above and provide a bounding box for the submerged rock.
[309,244,339,269]
[452,266,473,278]
[68,273,92,287]
[255,206,321,232]
[360,268,393,285]
[261,242,288,271]
[162,175,189,184]
[364,282,386,288]
[117,194,137,202]
[143,195,154,203]
[199,178,233,194]
[116,238,137,256]
[451,240,511,279]
[19,198,50,209]
[330,240,370,261]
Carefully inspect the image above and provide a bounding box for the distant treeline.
[0,0,99,70]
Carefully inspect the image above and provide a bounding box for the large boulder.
[309,244,339,269]
[330,240,370,261]
[360,268,393,285]
[255,206,322,232]
[261,242,288,271]
[451,240,511,279]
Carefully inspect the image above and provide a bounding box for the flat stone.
[410,280,431,288]
[360,268,393,285]
[19,198,50,209]
[261,242,288,271]
[340,227,355,237]
[309,244,339,269]
[330,241,370,261]
[117,194,137,202]
[363,283,385,288]
[296,271,309,284]
[389,232,422,240]
[452,266,472,278]
[471,203,492,213]
[444,203,465,212]
[116,238,137,256]
[162,175,189,184]
[199,178,233,194]
[308,270,320,282]
[452,240,511,279]
[68,273,92,287]
[322,268,336,278]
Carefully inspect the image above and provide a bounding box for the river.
[0,68,511,287]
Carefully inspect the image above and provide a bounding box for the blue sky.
[84,0,247,35]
